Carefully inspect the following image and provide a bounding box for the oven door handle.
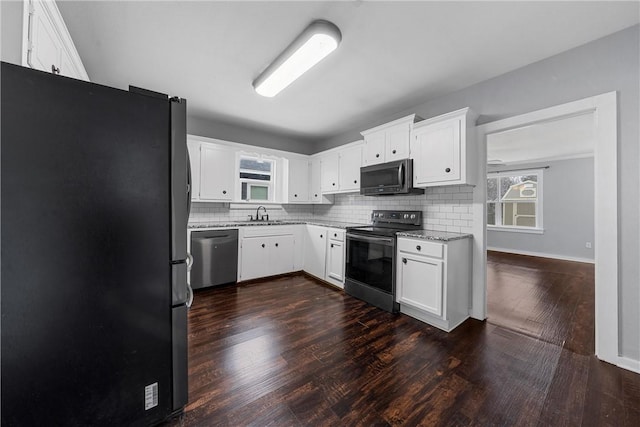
[347,233,395,246]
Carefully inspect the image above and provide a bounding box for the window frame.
[238,154,276,203]
[486,168,544,234]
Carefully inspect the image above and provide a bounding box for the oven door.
[345,233,395,293]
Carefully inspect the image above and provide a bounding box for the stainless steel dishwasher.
[190,229,238,289]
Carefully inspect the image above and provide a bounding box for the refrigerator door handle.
[187,149,192,219]
[186,252,193,271]
[186,282,193,308]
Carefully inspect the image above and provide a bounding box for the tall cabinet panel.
[186,140,201,201]
[320,153,339,193]
[200,144,234,201]
[287,158,310,203]
[304,225,327,280]
[26,0,89,81]
[338,145,362,192]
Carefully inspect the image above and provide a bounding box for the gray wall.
[315,25,640,360]
[1,0,24,65]
[487,158,594,261]
[188,116,315,155]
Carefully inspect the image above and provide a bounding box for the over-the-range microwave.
[360,159,424,196]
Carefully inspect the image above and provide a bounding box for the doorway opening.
[471,93,618,365]
[484,113,596,352]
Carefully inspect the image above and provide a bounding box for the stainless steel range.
[345,210,422,312]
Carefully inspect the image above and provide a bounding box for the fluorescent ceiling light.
[253,20,342,97]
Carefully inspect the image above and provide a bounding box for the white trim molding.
[474,92,620,367]
[618,357,640,375]
[487,226,544,234]
[487,247,594,264]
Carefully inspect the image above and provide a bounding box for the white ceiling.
[57,1,639,143]
[487,112,595,165]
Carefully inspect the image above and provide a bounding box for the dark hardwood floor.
[165,261,639,426]
[487,250,595,355]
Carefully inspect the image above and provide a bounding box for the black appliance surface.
[347,226,401,238]
[360,159,424,196]
[191,229,239,289]
[345,210,422,313]
[1,62,189,426]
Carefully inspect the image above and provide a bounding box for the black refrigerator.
[1,62,191,426]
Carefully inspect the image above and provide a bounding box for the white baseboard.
[617,356,640,374]
[487,246,595,264]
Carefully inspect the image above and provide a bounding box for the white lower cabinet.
[303,225,345,288]
[325,230,345,288]
[399,254,443,316]
[239,227,297,281]
[396,237,471,332]
[304,225,328,280]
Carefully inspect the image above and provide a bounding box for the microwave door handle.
[398,162,405,187]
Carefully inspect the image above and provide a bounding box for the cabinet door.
[304,225,327,279]
[398,254,443,316]
[269,235,295,276]
[200,144,235,201]
[326,240,344,286]
[386,125,411,161]
[27,0,88,81]
[240,238,268,281]
[187,141,201,200]
[320,153,339,193]
[29,1,62,75]
[412,118,461,185]
[363,132,386,166]
[309,158,323,202]
[288,158,310,202]
[338,145,362,192]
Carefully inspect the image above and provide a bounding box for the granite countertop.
[396,230,473,242]
[188,220,366,230]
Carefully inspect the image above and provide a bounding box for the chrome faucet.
[256,206,268,221]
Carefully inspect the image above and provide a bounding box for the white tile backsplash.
[188,185,474,234]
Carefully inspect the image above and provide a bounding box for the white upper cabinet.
[362,132,386,165]
[319,141,363,195]
[309,158,333,204]
[186,140,201,201]
[320,153,340,193]
[361,114,417,166]
[410,108,477,188]
[25,0,89,81]
[199,144,235,201]
[338,145,362,192]
[309,158,323,202]
[287,158,310,203]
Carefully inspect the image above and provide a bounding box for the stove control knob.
[410,214,416,219]
[403,214,409,219]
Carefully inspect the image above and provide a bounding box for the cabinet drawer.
[397,238,443,258]
[327,228,345,242]
[242,226,295,238]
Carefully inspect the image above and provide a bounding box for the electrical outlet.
[586,242,592,249]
